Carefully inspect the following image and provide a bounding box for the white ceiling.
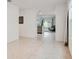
[12,0,68,9]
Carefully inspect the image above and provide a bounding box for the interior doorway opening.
[37,15,56,40]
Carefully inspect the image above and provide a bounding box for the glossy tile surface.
[7,32,71,59]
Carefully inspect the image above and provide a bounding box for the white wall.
[19,9,37,38]
[69,0,72,55]
[7,3,19,43]
[55,4,67,41]
[19,9,55,38]
[19,4,67,41]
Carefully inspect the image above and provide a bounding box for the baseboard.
[19,36,37,40]
[7,39,19,44]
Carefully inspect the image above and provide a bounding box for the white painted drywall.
[7,2,19,43]
[19,9,55,38]
[19,4,67,41]
[19,9,37,38]
[69,0,72,55]
[55,4,67,41]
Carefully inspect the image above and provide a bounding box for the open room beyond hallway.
[8,32,71,59]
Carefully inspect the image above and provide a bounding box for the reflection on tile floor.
[7,32,71,59]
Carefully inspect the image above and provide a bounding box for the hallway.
[8,32,71,59]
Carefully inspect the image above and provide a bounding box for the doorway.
[37,15,56,40]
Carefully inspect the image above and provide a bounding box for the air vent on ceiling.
[8,0,12,2]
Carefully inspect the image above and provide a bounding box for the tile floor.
[7,32,71,59]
